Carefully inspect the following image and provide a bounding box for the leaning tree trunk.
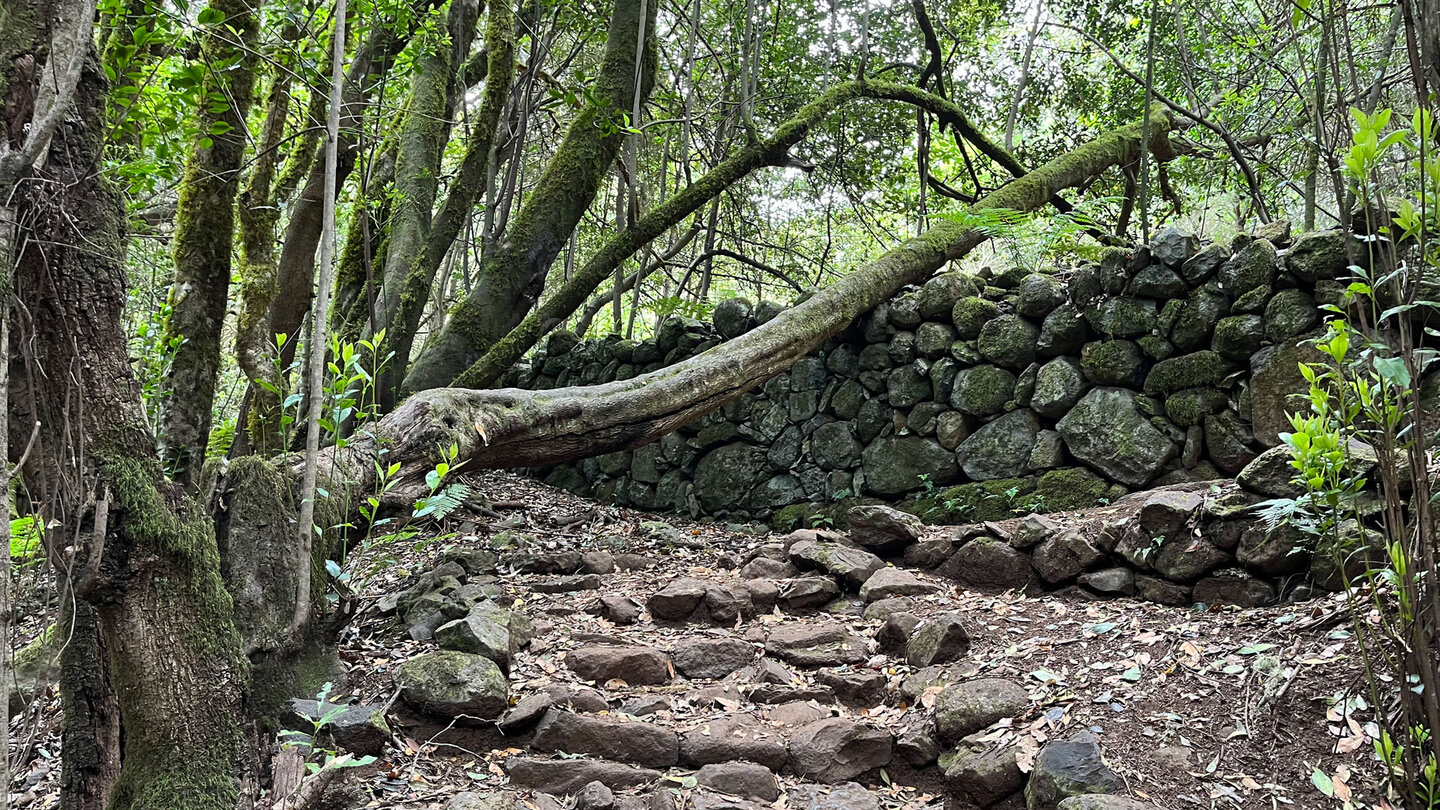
[400,0,658,394]
[3,16,250,810]
[156,0,262,483]
[333,108,1176,501]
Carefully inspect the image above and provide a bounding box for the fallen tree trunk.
[346,108,1176,488]
[447,79,1078,391]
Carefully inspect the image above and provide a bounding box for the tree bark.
[157,0,262,482]
[401,0,658,394]
[373,0,512,409]
[4,22,249,810]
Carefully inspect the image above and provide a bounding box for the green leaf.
[1310,766,1334,796]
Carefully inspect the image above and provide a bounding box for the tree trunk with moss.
[156,0,262,482]
[4,16,250,809]
[372,0,513,408]
[400,0,657,394]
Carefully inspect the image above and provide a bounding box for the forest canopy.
[0,0,1433,804]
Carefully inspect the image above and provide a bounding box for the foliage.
[1257,107,1440,808]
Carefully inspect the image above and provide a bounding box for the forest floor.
[8,471,1385,810]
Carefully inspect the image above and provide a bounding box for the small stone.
[695,763,779,801]
[566,645,672,686]
[788,718,894,783]
[935,678,1029,741]
[905,612,971,666]
[859,568,939,602]
[672,638,757,680]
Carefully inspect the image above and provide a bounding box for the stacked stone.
[524,226,1361,522]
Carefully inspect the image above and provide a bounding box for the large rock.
[1193,572,1276,606]
[789,783,881,810]
[671,638,757,680]
[935,678,1029,741]
[714,298,755,338]
[1032,358,1090,418]
[953,296,1000,339]
[1219,238,1278,296]
[944,737,1025,807]
[1264,288,1319,342]
[1150,227,1197,267]
[681,715,788,770]
[1037,304,1089,356]
[789,541,885,589]
[1079,341,1143,386]
[1018,274,1067,318]
[1151,537,1230,583]
[921,273,979,319]
[952,364,1018,416]
[847,505,924,552]
[1286,228,1352,282]
[649,577,709,620]
[1057,388,1176,487]
[862,436,959,495]
[812,422,863,470]
[1032,530,1103,583]
[566,645,672,686]
[395,651,509,720]
[977,314,1040,368]
[937,537,1033,590]
[859,567,939,602]
[1212,314,1265,361]
[957,409,1042,481]
[696,762,780,801]
[1142,350,1232,397]
[766,623,869,667]
[788,718,894,782]
[906,612,971,666]
[693,443,767,511]
[504,757,660,795]
[1249,334,1332,446]
[531,712,680,767]
[1025,734,1122,810]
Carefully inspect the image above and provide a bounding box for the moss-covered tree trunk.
[372,0,513,409]
[156,0,262,482]
[319,109,1177,505]
[400,0,657,394]
[3,14,250,809]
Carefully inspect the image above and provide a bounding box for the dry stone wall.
[510,225,1359,526]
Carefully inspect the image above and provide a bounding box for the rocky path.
[322,471,1378,810]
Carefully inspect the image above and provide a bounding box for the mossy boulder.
[1057,388,1176,487]
[861,435,959,495]
[1150,226,1198,267]
[1264,288,1319,343]
[1037,303,1089,356]
[1163,388,1229,428]
[1031,357,1090,418]
[951,364,1017,416]
[1249,334,1333,446]
[1169,288,1229,351]
[1034,467,1112,512]
[915,321,956,358]
[901,477,1036,523]
[395,651,509,720]
[1180,242,1231,284]
[920,272,980,319]
[957,409,1041,481]
[934,678,1030,741]
[1212,314,1265,361]
[952,296,1000,340]
[1127,264,1185,299]
[1017,273,1067,318]
[1086,297,1157,339]
[693,442,767,512]
[887,365,932,408]
[1142,351,1233,397]
[1219,238,1278,296]
[1080,340,1144,386]
[977,314,1040,368]
[1286,228,1352,283]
